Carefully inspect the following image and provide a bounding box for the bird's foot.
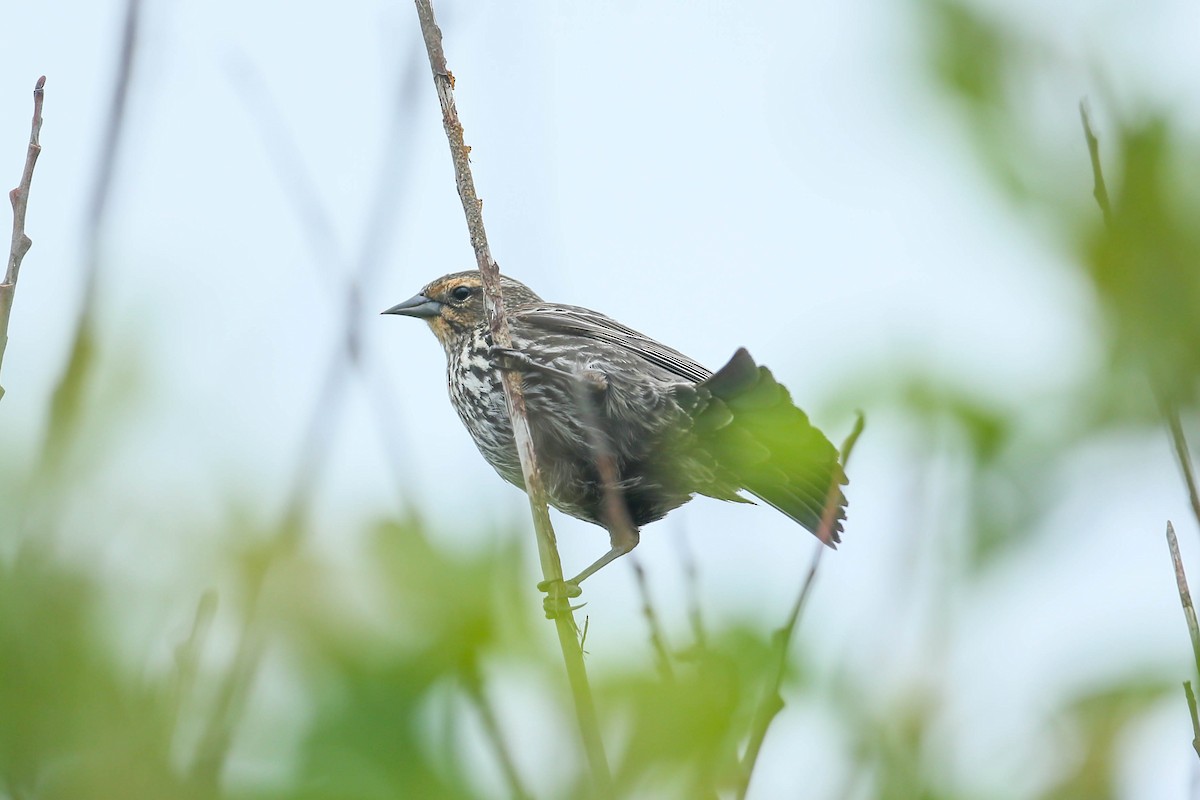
[537,578,583,619]
[537,577,583,595]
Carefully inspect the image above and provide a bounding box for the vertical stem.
[411,1,612,792]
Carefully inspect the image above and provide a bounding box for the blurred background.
[3,0,1200,797]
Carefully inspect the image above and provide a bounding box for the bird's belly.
[446,353,695,529]
[447,362,523,486]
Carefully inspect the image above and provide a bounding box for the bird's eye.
[450,285,473,302]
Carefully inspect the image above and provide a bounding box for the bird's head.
[382,271,543,350]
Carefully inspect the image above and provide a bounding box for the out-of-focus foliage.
[0,547,195,800]
[1082,118,1200,407]
[0,490,817,799]
[1042,681,1173,800]
[926,0,1200,409]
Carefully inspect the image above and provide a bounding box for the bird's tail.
[690,348,847,546]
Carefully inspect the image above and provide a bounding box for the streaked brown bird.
[384,271,847,593]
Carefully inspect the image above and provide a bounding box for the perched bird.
[384,271,847,592]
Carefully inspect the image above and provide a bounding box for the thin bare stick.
[462,666,533,800]
[1167,521,1200,761]
[632,557,675,682]
[737,412,865,800]
[412,0,611,791]
[0,76,45,401]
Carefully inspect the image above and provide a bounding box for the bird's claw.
[537,578,582,597]
[488,346,532,370]
[538,578,583,619]
[542,596,586,619]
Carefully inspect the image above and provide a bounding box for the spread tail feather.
[692,348,847,545]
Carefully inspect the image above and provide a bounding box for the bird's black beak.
[382,294,443,319]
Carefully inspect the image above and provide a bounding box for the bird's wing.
[692,348,847,544]
[514,304,714,384]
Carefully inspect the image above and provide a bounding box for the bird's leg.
[499,350,628,616]
[540,525,643,614]
[570,524,641,585]
[538,367,637,620]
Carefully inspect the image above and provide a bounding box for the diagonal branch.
[1167,520,1200,684]
[412,0,612,791]
[1166,521,1200,760]
[0,76,46,401]
[736,412,865,800]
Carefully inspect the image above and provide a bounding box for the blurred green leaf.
[1043,680,1173,800]
[0,546,193,800]
[282,654,478,800]
[598,624,780,798]
[1082,117,1200,405]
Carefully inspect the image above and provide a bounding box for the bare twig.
[632,557,675,682]
[1167,521,1200,761]
[412,1,612,791]
[737,412,865,800]
[0,76,45,401]
[462,666,533,800]
[1078,101,1112,228]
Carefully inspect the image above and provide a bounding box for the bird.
[383,271,847,595]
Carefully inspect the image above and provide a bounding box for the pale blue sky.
[3,0,1199,796]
